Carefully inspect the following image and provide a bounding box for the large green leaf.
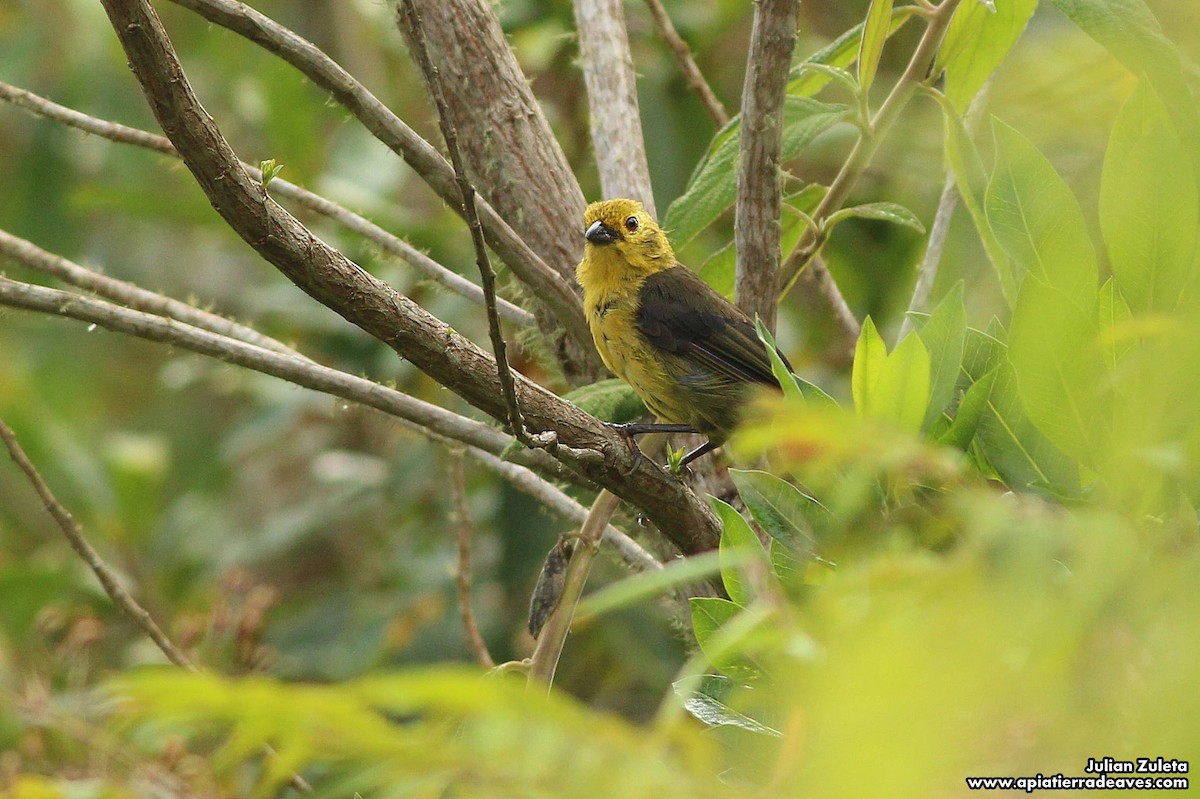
[852,316,888,416]
[1008,277,1107,466]
[975,361,1082,497]
[729,469,828,554]
[936,97,1016,302]
[664,99,850,248]
[875,333,932,434]
[911,283,968,431]
[937,0,1039,111]
[1050,0,1200,190]
[713,497,768,607]
[1099,83,1199,312]
[986,120,1098,304]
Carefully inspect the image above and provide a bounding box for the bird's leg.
[677,439,718,469]
[606,423,698,476]
[608,422,699,436]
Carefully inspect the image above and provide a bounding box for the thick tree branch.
[0,80,535,327]
[401,0,529,443]
[573,0,657,214]
[166,0,594,371]
[641,0,729,127]
[734,0,800,332]
[779,0,965,345]
[97,0,720,554]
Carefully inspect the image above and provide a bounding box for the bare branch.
[641,0,729,128]
[0,80,535,328]
[573,0,657,214]
[95,0,721,553]
[448,453,495,669]
[0,227,307,357]
[401,0,529,443]
[734,0,800,332]
[528,489,622,689]
[0,272,657,571]
[779,0,965,347]
[795,254,861,365]
[0,420,314,794]
[0,418,194,670]
[0,275,561,478]
[165,0,595,369]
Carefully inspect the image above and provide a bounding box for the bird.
[576,198,792,468]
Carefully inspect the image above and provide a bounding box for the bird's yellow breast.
[578,256,682,423]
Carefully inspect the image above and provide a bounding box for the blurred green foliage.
[1,0,1199,796]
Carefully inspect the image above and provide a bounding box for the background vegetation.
[1,0,1197,796]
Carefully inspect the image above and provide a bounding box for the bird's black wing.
[635,265,791,387]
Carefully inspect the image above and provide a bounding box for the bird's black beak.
[584,220,620,246]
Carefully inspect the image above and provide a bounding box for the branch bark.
[574,0,657,214]
[734,0,800,332]
[97,0,720,554]
[167,0,596,375]
[391,0,593,317]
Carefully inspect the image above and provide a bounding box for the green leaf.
[911,283,968,431]
[665,99,850,248]
[858,0,894,92]
[962,323,1008,383]
[874,332,932,434]
[976,361,1082,496]
[1007,277,1107,465]
[937,0,1038,111]
[573,551,725,624]
[713,498,768,607]
[754,318,802,403]
[788,7,917,96]
[1096,277,1133,372]
[852,316,887,416]
[729,469,828,555]
[689,596,742,651]
[1049,0,1200,190]
[825,202,926,234]
[939,366,997,450]
[986,119,1098,303]
[1099,83,1199,312]
[674,676,781,736]
[936,97,1017,302]
[562,379,648,424]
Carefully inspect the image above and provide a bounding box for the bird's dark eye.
[624,216,639,232]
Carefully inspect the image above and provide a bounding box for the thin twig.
[0,420,314,795]
[400,0,529,446]
[0,81,534,328]
[527,489,623,689]
[641,0,729,127]
[779,0,965,345]
[0,419,194,670]
[448,453,495,668]
[163,0,591,359]
[734,0,800,331]
[573,0,657,213]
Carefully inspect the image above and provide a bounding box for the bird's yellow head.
[581,199,675,276]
